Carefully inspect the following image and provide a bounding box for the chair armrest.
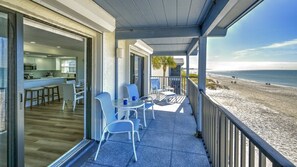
[120,109,138,119]
[76,91,84,95]
[106,120,134,132]
[140,96,154,104]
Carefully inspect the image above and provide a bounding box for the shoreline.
[208,71,297,88]
[206,75,297,165]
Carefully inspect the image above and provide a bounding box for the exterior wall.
[102,32,115,99]
[0,0,97,37]
[0,0,110,141]
[151,67,169,77]
[117,40,152,98]
[117,40,129,99]
[129,44,151,96]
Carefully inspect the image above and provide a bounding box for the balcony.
[66,77,294,166]
[76,95,210,166]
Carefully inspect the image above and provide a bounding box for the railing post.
[241,133,246,167]
[219,113,226,166]
[186,53,189,96]
[197,37,207,136]
[235,127,239,167]
[259,153,266,167]
[249,141,255,167]
[197,90,203,137]
[229,123,234,167]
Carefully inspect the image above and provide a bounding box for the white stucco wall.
[102,32,115,100]
[151,67,169,77]
[117,40,152,99]
[117,40,129,99]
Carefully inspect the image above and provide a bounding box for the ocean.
[209,70,297,88]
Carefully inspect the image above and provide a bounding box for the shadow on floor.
[80,97,210,167]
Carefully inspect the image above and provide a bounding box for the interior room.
[23,19,85,166]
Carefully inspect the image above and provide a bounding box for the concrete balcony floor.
[81,96,210,167]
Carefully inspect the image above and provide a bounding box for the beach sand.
[206,75,297,165]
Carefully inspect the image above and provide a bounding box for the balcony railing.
[187,78,294,167]
[150,76,186,95]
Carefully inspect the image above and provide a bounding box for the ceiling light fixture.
[30,41,36,44]
[57,46,61,48]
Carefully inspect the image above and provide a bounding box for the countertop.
[24,77,66,82]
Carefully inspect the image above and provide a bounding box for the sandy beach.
[206,74,297,165]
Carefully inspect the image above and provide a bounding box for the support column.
[115,40,119,99]
[197,37,207,137]
[186,54,189,96]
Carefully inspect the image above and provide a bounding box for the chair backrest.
[66,80,76,84]
[124,84,139,100]
[95,92,116,124]
[151,78,160,90]
[62,83,75,101]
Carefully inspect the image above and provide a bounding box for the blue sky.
[194,0,297,70]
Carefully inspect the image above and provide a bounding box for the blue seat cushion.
[145,103,154,109]
[108,119,140,133]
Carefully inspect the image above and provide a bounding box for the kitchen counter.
[24,77,66,89]
[24,77,66,107]
[24,77,66,83]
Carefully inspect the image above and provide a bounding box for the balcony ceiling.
[94,0,262,56]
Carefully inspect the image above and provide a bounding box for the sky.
[180,0,297,71]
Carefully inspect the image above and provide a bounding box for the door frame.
[0,6,25,166]
[130,53,144,96]
[0,3,104,165]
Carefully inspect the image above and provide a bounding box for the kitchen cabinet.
[24,56,57,70]
[24,56,36,64]
[35,57,55,70]
[55,58,61,70]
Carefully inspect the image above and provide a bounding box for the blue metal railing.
[187,78,294,167]
[150,76,188,95]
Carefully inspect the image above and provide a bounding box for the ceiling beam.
[207,27,227,36]
[186,38,199,55]
[152,51,186,56]
[201,0,237,37]
[116,26,200,39]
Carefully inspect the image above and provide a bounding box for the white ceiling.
[24,24,85,56]
[94,0,262,56]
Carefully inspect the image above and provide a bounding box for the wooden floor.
[25,100,84,167]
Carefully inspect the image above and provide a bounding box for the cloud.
[262,39,297,49]
[233,38,297,60]
[207,61,297,71]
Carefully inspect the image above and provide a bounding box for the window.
[61,59,76,73]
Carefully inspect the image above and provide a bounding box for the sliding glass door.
[0,7,24,166]
[130,53,144,96]
[0,11,8,167]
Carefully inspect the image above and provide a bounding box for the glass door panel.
[130,54,144,96]
[0,11,8,167]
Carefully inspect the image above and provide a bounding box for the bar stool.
[44,85,60,104]
[24,87,45,110]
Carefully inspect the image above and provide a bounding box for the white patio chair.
[94,92,140,161]
[62,83,84,111]
[124,84,155,122]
